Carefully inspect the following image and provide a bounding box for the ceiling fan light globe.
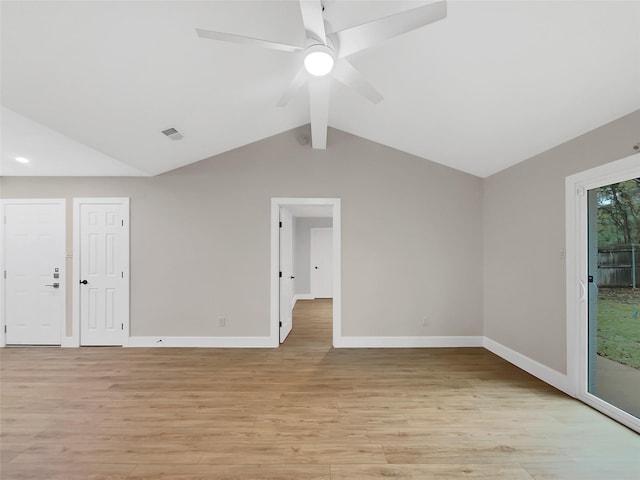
[304,51,334,76]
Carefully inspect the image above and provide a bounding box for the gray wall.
[294,217,333,296]
[3,108,638,370]
[0,127,484,338]
[483,109,640,373]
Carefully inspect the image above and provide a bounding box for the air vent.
[161,127,183,141]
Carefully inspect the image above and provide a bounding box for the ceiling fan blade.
[195,28,303,53]
[298,0,327,44]
[330,1,447,58]
[332,60,383,104]
[308,76,331,149]
[277,68,308,107]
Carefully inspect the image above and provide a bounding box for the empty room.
[1,1,639,479]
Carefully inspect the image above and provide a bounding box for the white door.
[310,227,333,298]
[77,199,129,346]
[279,208,294,342]
[3,200,65,345]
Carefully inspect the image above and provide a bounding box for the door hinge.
[121,219,124,227]
[279,221,282,228]
[121,272,124,279]
[4,325,6,333]
[3,270,6,279]
[279,321,282,327]
[121,323,124,330]
[279,271,282,278]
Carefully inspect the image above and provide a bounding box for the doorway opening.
[286,298,333,348]
[270,198,341,348]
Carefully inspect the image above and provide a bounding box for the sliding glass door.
[587,178,640,421]
[567,154,640,432]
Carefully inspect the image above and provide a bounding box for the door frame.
[279,207,294,343]
[565,152,640,433]
[270,198,341,347]
[0,198,67,347]
[72,197,130,347]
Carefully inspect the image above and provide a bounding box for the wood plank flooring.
[1,299,639,479]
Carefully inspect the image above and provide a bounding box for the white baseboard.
[293,294,315,307]
[126,336,276,348]
[483,337,570,394]
[28,332,572,398]
[334,336,484,348]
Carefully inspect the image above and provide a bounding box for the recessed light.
[15,157,29,164]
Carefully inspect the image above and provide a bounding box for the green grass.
[597,298,640,369]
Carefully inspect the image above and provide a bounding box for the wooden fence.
[598,244,639,288]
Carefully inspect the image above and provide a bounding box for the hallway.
[282,299,333,349]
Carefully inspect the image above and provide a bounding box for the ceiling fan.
[196,1,447,149]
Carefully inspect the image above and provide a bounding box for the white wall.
[0,127,484,339]
[294,217,333,296]
[483,109,640,373]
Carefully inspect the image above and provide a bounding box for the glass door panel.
[587,179,640,419]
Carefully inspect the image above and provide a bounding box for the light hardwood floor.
[1,299,638,479]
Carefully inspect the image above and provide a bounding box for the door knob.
[80,280,88,285]
[314,266,318,269]
[45,283,60,288]
[290,276,295,279]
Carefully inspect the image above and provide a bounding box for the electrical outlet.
[218,317,226,327]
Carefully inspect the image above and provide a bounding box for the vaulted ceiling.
[1,1,639,178]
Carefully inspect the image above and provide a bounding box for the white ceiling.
[1,1,639,178]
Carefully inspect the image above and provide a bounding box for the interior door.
[79,200,129,346]
[310,227,333,298]
[3,200,65,345]
[279,208,294,342]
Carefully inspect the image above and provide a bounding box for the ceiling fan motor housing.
[304,44,335,76]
